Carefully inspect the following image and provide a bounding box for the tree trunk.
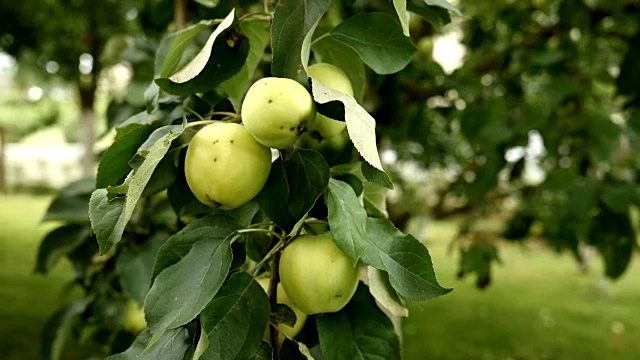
[78,86,96,177]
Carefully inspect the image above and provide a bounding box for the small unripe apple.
[256,277,307,340]
[279,232,360,315]
[122,299,146,334]
[184,122,271,210]
[241,77,315,149]
[308,63,354,139]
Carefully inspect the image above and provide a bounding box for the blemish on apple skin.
[230,140,234,143]
[268,99,273,104]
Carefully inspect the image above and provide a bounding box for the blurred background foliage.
[0,0,639,358]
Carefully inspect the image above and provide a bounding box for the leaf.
[219,21,270,110]
[616,33,640,96]
[200,272,270,360]
[326,178,369,264]
[280,339,315,360]
[40,298,91,360]
[152,214,241,279]
[144,224,235,335]
[168,10,235,83]
[42,178,95,223]
[367,267,408,317]
[330,13,416,75]
[362,217,452,302]
[116,233,167,304]
[271,304,297,328]
[392,0,411,37]
[144,82,159,113]
[311,80,386,175]
[155,13,250,96]
[89,122,185,254]
[250,342,274,360]
[35,224,91,274]
[363,181,389,218]
[108,328,191,360]
[406,1,451,30]
[316,284,400,360]
[144,239,232,336]
[97,123,155,189]
[271,0,331,83]
[311,34,366,102]
[258,148,330,230]
[361,161,393,189]
[421,0,461,15]
[589,208,636,280]
[194,0,219,7]
[155,20,217,78]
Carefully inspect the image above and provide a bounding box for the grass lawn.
[0,193,84,360]
[403,219,640,360]
[1,195,639,359]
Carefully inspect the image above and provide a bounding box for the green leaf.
[200,272,270,360]
[311,33,366,102]
[271,0,331,83]
[152,214,241,279]
[589,208,636,280]
[89,122,185,254]
[616,34,640,96]
[316,284,400,360]
[271,304,297,328]
[326,178,369,264]
[42,178,95,223]
[116,233,167,304]
[362,217,452,302]
[363,181,389,218]
[194,0,219,7]
[330,13,416,75]
[258,148,330,230]
[40,298,91,360]
[392,0,411,37]
[155,12,250,96]
[367,267,408,317]
[250,342,274,360]
[144,82,159,113]
[35,224,91,274]
[361,161,393,189]
[96,123,154,189]
[167,10,235,84]
[601,184,636,214]
[420,0,461,15]
[155,20,217,78]
[280,339,315,360]
[219,21,270,110]
[406,1,451,30]
[144,234,233,336]
[107,328,191,360]
[311,80,387,176]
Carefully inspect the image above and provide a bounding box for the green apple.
[256,277,307,340]
[184,122,271,210]
[122,299,146,333]
[241,77,315,149]
[279,232,360,315]
[308,63,354,139]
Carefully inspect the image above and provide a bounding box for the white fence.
[3,143,85,189]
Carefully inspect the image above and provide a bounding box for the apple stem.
[268,250,282,358]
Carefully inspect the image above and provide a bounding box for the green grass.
[1,195,639,359]
[0,194,78,360]
[403,220,640,360]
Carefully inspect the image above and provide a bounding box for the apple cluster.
[182,64,360,341]
[184,63,353,210]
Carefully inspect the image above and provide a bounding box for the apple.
[241,77,315,149]
[122,299,146,333]
[279,232,360,315]
[184,122,271,210]
[307,63,354,139]
[256,277,307,340]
